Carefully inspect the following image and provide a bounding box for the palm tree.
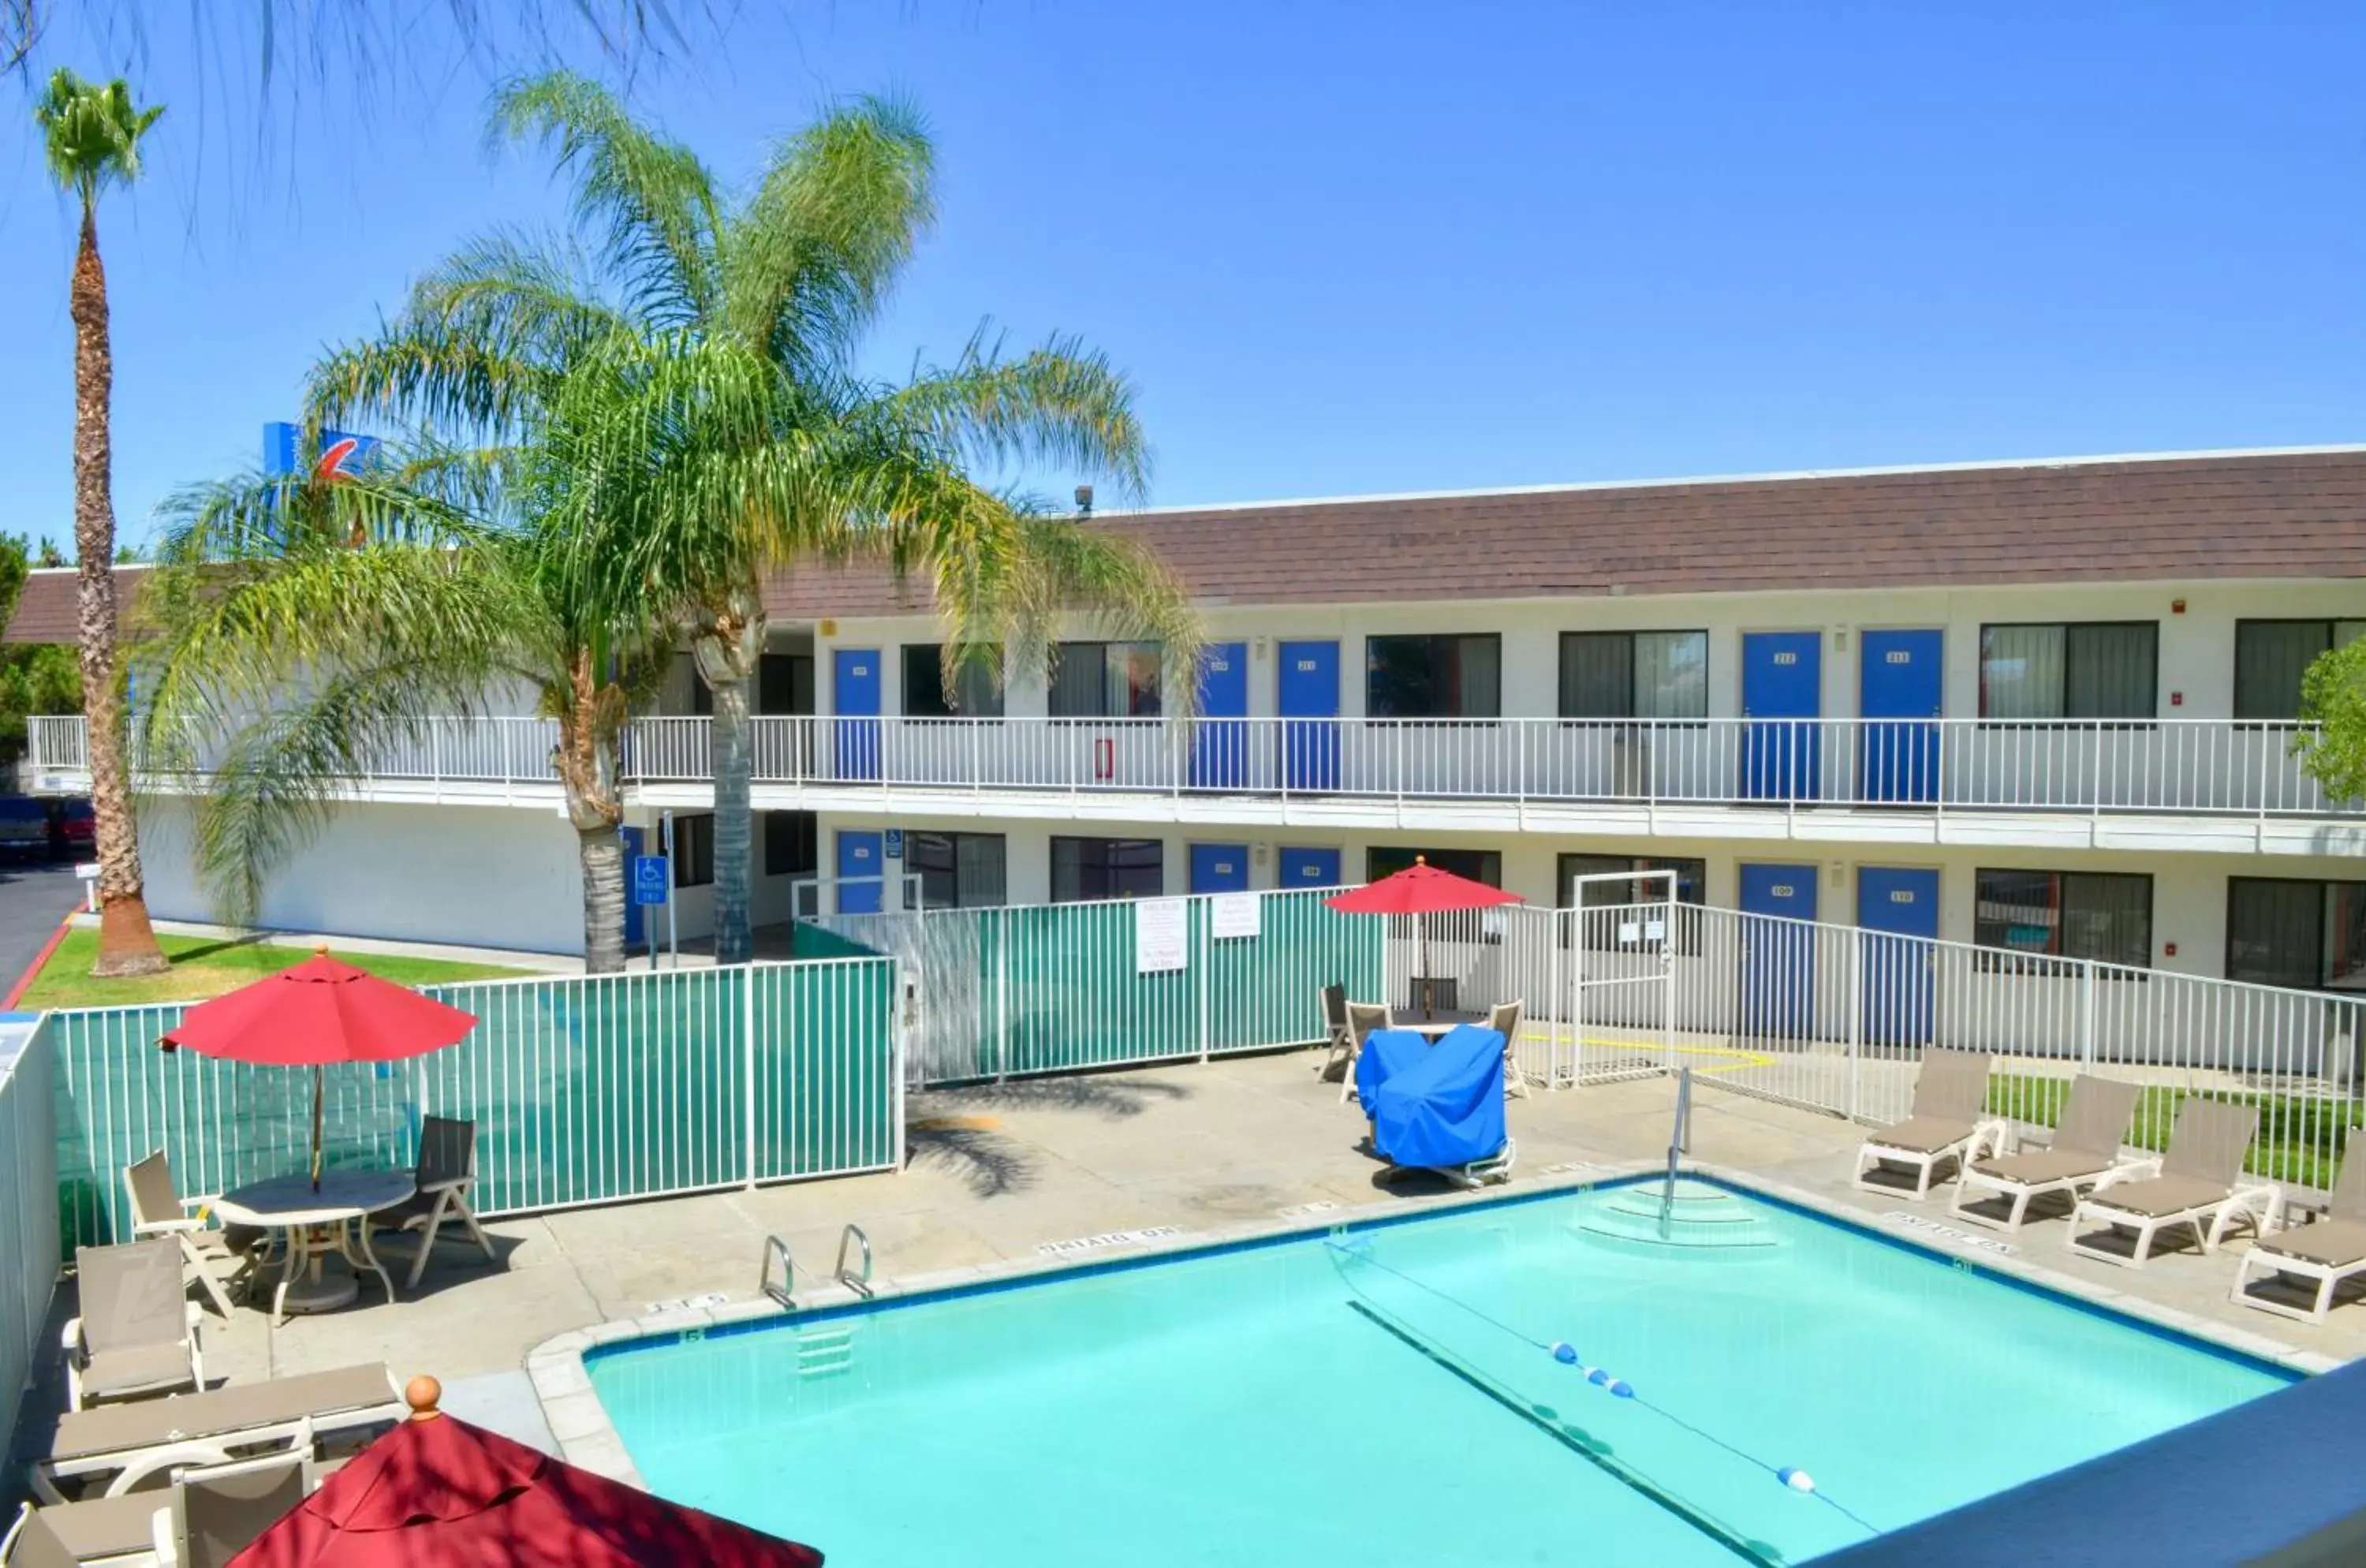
[137,424,674,973]
[397,71,1197,961]
[38,69,169,977]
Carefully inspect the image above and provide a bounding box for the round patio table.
[1398,1013,1487,1038]
[211,1170,415,1323]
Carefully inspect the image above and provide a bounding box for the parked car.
[47,796,94,861]
[0,797,49,861]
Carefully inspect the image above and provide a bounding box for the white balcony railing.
[26,713,2361,819]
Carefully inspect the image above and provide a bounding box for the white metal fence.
[42,959,902,1252]
[805,886,1385,1085]
[27,712,2357,819]
[1385,897,2366,1189]
[0,1017,62,1462]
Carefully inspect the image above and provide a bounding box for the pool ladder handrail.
[1660,1066,1693,1232]
[835,1223,874,1298]
[760,1234,794,1309]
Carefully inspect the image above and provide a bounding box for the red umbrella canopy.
[161,949,477,1066]
[229,1378,825,1568]
[1324,856,1524,916]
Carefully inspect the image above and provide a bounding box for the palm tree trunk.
[69,203,166,978]
[576,823,627,973]
[694,599,763,966]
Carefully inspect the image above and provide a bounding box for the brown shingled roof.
[13,450,2366,644]
[758,449,2366,621]
[5,565,149,644]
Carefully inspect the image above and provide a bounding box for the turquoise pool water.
[588,1180,2295,1566]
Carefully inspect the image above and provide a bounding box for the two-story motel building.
[15,445,2366,998]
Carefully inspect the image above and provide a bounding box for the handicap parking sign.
[633,855,671,906]
[884,828,904,860]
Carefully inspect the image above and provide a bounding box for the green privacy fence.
[43,958,900,1254]
[807,886,1384,1085]
[1,1016,62,1469]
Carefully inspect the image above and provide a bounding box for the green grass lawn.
[17,928,532,1011]
[1987,1073,2361,1190]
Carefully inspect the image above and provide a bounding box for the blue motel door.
[833,649,881,782]
[1860,629,1943,805]
[1192,644,1250,790]
[836,830,883,914]
[1742,631,1823,801]
[1857,866,1940,1047]
[1189,843,1251,894]
[1278,847,1342,889]
[1738,863,1817,1038]
[1278,640,1341,790]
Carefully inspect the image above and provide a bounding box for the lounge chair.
[6,1494,157,1567]
[1948,1075,2145,1234]
[152,1447,315,1568]
[2233,1148,2366,1324]
[65,1241,204,1413]
[2065,1098,2276,1269]
[1335,1003,1394,1103]
[1850,1049,2007,1200]
[32,1364,402,1504]
[1488,999,1530,1099]
[1369,1024,1515,1190]
[123,1153,264,1321]
[368,1116,495,1289]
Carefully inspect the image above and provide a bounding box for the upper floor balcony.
[27,711,2366,857]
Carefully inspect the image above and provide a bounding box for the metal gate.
[1562,869,1677,1086]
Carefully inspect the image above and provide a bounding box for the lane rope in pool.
[1324,1235,1885,1543]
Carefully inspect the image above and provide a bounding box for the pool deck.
[13,1050,2363,1475]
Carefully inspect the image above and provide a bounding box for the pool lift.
[1574,1067,1777,1250]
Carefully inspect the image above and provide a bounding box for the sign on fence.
[632,856,670,906]
[1136,898,1189,972]
[1211,892,1261,940]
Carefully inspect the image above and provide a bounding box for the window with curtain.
[909,831,1007,909]
[1973,868,2151,972]
[762,811,817,877]
[2227,878,2366,990]
[1558,853,1705,953]
[2234,621,2366,722]
[1978,622,2156,720]
[1558,631,1709,719]
[670,814,716,888]
[1049,642,1162,718]
[1366,634,1502,719]
[902,644,1006,719]
[1364,846,1503,887]
[757,654,812,716]
[1051,836,1163,902]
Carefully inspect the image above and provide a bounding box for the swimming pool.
[587,1178,2296,1566]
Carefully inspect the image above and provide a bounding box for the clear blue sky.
[3,2,2363,553]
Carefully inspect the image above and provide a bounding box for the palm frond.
[888,328,1153,502]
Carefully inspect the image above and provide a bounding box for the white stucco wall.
[139,797,589,955]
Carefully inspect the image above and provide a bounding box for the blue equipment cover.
[1353,1028,1431,1107]
[1371,1024,1506,1169]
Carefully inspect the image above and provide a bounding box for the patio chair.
[369,1116,495,1289]
[1369,1024,1515,1190]
[151,1444,315,1568]
[1849,1049,2007,1200]
[65,1241,204,1413]
[1948,1075,2145,1234]
[1488,999,1528,1099]
[32,1364,401,1506]
[1335,1003,1394,1103]
[2065,1098,2275,1269]
[1317,984,1350,1065]
[8,1491,170,1567]
[123,1152,265,1320]
[2232,1148,2366,1324]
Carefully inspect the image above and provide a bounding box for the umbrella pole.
[311,1066,324,1193]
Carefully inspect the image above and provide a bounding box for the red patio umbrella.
[228,1376,825,1568]
[1327,857,1522,1017]
[160,946,478,1190]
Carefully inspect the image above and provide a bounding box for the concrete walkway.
[121,1050,2364,1398]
